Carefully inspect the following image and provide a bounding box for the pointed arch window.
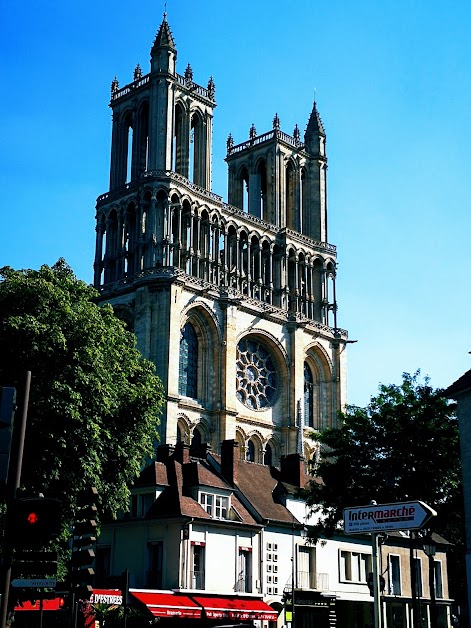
[264,444,273,466]
[179,322,198,398]
[246,440,255,462]
[240,166,249,212]
[236,433,245,460]
[304,362,314,428]
[285,161,296,230]
[191,427,202,449]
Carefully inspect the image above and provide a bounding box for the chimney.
[280,453,306,488]
[190,441,213,459]
[156,444,175,462]
[174,441,191,464]
[221,440,239,486]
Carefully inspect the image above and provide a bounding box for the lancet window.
[179,322,198,398]
[173,103,186,175]
[286,161,296,230]
[304,362,315,428]
[246,440,255,462]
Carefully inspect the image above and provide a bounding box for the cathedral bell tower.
[226,105,327,243]
[99,15,216,286]
[93,16,348,465]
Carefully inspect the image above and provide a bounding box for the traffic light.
[13,550,58,578]
[0,387,16,484]
[11,497,62,549]
[283,592,293,622]
[69,487,98,599]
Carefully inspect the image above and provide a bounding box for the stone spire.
[304,100,326,156]
[152,13,176,52]
[151,14,177,74]
[305,100,325,138]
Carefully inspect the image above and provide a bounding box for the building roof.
[139,452,258,526]
[134,461,169,488]
[445,369,471,398]
[134,443,322,528]
[183,459,228,490]
[212,455,302,525]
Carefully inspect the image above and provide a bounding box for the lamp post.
[423,538,437,628]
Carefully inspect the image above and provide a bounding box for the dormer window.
[200,492,229,519]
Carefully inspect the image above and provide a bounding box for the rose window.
[236,338,277,410]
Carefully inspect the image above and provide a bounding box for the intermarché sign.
[343,501,436,534]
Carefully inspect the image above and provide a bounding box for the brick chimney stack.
[280,453,306,487]
[221,439,239,486]
[174,441,191,464]
[156,444,175,462]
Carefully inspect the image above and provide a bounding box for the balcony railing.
[190,570,205,590]
[235,572,252,593]
[284,571,329,593]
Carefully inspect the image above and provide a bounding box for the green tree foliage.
[304,372,460,534]
[0,260,164,522]
[303,372,465,598]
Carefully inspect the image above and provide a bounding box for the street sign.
[343,500,436,534]
[11,579,56,589]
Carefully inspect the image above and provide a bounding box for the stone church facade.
[93,16,348,466]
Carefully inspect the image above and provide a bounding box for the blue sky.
[1,0,470,406]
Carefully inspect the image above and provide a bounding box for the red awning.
[14,598,64,612]
[191,596,278,621]
[131,591,202,618]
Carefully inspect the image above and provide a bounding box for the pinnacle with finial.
[152,9,176,51]
[305,99,326,137]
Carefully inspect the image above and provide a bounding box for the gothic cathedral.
[93,15,348,466]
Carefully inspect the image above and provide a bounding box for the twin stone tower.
[92,15,349,468]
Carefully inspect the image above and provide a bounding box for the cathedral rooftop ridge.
[226,127,305,157]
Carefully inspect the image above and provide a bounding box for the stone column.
[218,296,239,443]
[93,223,104,287]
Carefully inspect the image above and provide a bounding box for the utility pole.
[0,372,31,628]
[371,532,382,628]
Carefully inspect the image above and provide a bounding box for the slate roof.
[445,369,471,398]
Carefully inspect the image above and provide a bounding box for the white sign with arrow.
[343,500,436,534]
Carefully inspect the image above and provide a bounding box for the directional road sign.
[343,501,436,534]
[11,578,56,589]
